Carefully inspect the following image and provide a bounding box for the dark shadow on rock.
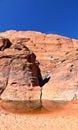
[0,88,5,95]
[39,77,50,87]
[0,38,12,51]
[0,100,70,115]
[35,61,51,87]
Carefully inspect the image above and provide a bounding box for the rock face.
[0,37,42,102]
[0,31,78,102]
[43,50,78,101]
[0,30,78,74]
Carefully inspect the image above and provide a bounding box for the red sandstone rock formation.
[43,50,78,101]
[0,30,78,74]
[0,37,42,102]
[0,31,78,130]
[0,30,78,101]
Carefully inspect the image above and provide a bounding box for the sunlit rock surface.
[43,50,78,101]
[0,31,78,101]
[0,36,42,101]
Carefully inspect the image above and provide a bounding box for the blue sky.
[0,0,78,39]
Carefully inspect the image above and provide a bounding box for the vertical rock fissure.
[40,88,43,106]
[5,59,14,90]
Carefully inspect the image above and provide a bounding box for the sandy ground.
[0,100,78,130]
[0,113,78,130]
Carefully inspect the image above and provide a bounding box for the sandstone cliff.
[0,30,78,74]
[43,50,78,101]
[0,36,42,102]
[0,30,78,101]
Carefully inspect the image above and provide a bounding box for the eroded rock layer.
[0,30,78,74]
[0,37,42,101]
[0,31,78,101]
[43,50,78,101]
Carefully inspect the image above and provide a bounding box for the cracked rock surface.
[43,50,78,101]
[0,37,42,102]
